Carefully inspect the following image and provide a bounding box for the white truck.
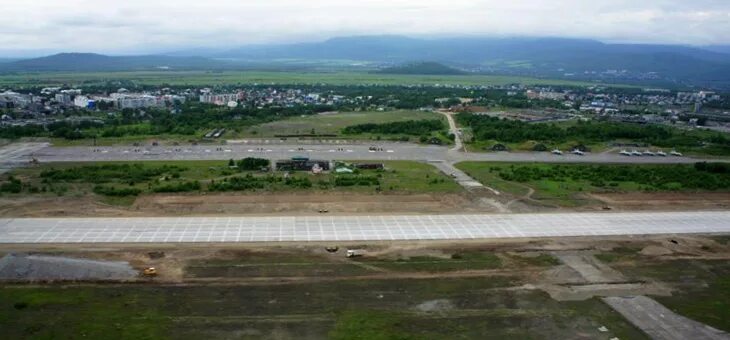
[346,249,366,258]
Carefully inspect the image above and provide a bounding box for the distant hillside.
[208,36,730,88]
[3,36,730,89]
[702,45,730,55]
[0,53,227,72]
[377,62,465,75]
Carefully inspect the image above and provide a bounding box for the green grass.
[455,161,730,207]
[0,281,647,339]
[508,253,562,267]
[454,162,531,197]
[0,70,629,88]
[5,160,462,204]
[608,259,730,332]
[359,252,502,273]
[0,288,169,340]
[594,247,642,263]
[240,110,445,140]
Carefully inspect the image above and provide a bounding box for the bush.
[0,177,22,193]
[93,185,142,196]
[209,175,266,191]
[334,175,380,187]
[236,158,270,171]
[343,120,445,136]
[495,164,730,191]
[152,181,201,193]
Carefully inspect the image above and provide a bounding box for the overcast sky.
[1,0,729,56]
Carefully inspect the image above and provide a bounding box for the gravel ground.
[0,253,137,281]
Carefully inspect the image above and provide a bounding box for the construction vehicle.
[142,267,158,277]
[325,246,339,253]
[346,249,366,258]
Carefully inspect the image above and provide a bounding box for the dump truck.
[346,249,366,258]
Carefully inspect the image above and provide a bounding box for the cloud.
[0,0,728,55]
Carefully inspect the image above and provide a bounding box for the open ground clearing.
[0,70,619,88]
[0,160,462,216]
[240,110,447,140]
[3,158,730,216]
[1,235,728,339]
[456,161,730,208]
[44,110,450,147]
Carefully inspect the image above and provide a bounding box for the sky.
[1,0,729,56]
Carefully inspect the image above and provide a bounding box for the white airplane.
[670,150,683,156]
[572,149,585,156]
[643,150,656,156]
[619,150,631,156]
[631,150,643,156]
[656,151,667,157]
[552,149,563,155]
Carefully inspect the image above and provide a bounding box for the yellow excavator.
[142,267,158,277]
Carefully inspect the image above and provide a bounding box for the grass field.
[0,246,647,339]
[4,160,462,204]
[455,162,730,207]
[601,253,730,332]
[42,110,448,146]
[1,281,648,340]
[0,70,627,88]
[240,110,446,140]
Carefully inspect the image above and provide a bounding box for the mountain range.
[1,36,730,89]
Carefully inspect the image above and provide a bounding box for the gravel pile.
[0,253,137,281]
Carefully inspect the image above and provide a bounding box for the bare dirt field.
[1,235,729,339]
[588,192,730,211]
[3,190,729,218]
[0,192,485,217]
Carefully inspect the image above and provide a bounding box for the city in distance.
[1,1,730,339]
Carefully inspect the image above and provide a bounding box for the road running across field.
[0,211,727,244]
[1,141,720,166]
[0,142,49,174]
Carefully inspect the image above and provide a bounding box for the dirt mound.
[0,254,137,281]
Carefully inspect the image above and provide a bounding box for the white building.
[200,93,241,106]
[117,95,162,109]
[54,93,72,105]
[74,95,92,108]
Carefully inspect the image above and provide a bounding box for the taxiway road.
[3,141,719,165]
[0,211,727,244]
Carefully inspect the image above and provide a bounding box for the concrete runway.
[4,141,718,165]
[0,211,727,244]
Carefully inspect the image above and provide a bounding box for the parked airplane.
[631,150,643,156]
[643,150,656,156]
[619,150,631,156]
[656,151,667,157]
[572,149,585,156]
[552,149,563,155]
[670,150,683,156]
